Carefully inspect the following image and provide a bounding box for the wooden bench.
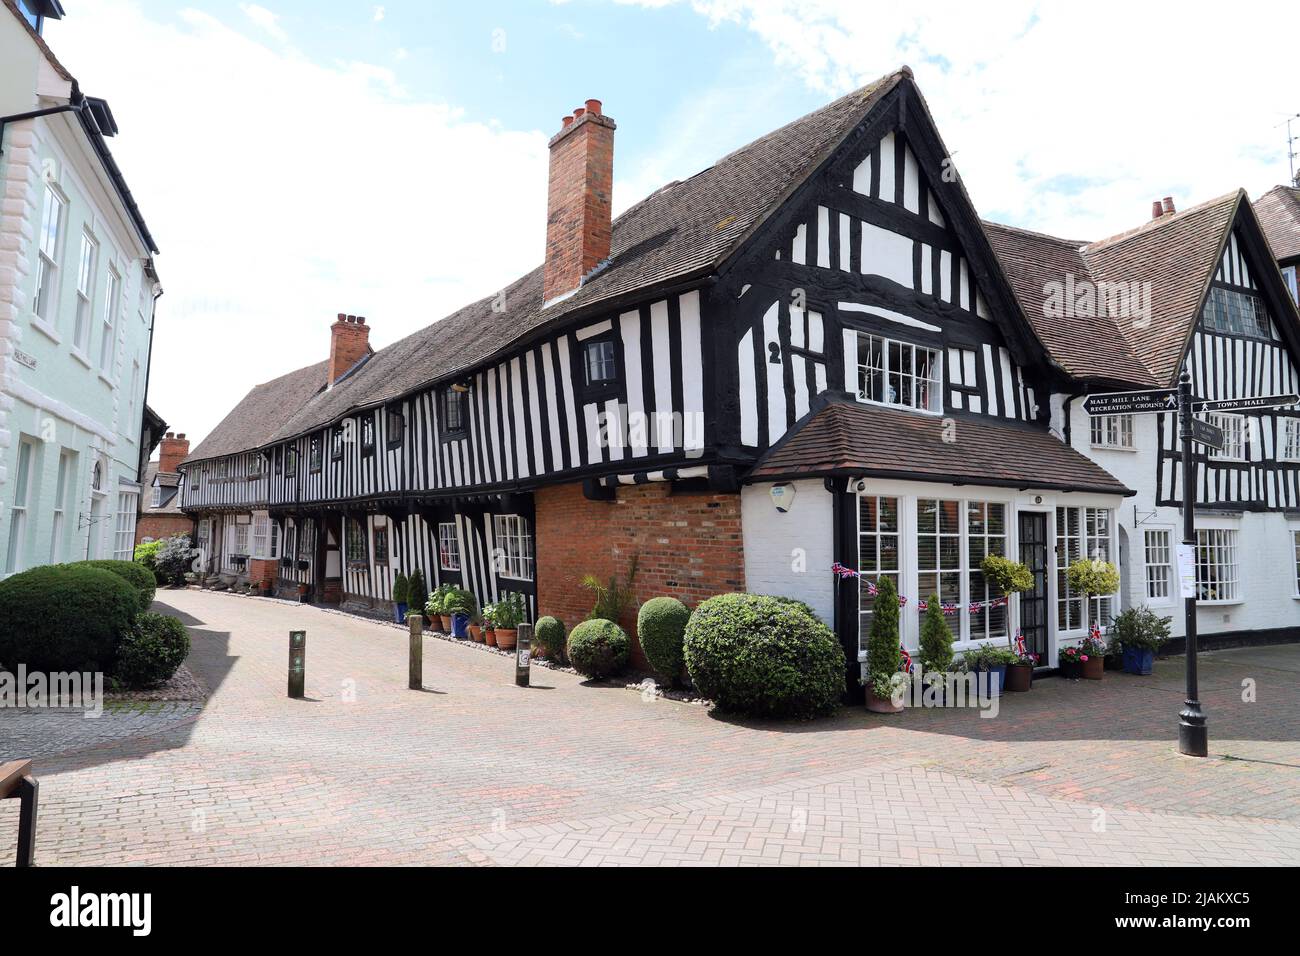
[0,760,38,867]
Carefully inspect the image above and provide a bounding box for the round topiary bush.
[115,612,191,689]
[0,565,139,673]
[74,559,157,612]
[637,596,690,686]
[533,616,566,660]
[566,619,630,679]
[683,593,845,719]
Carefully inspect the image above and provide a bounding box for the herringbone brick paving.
[0,589,1295,866]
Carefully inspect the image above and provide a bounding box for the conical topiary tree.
[866,576,901,697]
[919,593,954,675]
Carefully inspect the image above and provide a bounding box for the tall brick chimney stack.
[543,98,616,305]
[159,432,190,474]
[329,314,370,386]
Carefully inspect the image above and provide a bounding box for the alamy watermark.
[1042,273,1152,328]
[0,666,104,718]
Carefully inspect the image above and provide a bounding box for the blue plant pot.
[1122,646,1154,675]
[451,612,470,639]
[973,666,1005,698]
[394,602,408,624]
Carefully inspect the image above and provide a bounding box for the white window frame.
[438,522,460,571]
[1283,265,1299,306]
[5,440,36,575]
[856,494,901,656]
[1142,526,1175,605]
[51,450,72,563]
[1292,529,1300,599]
[1090,413,1135,450]
[98,266,121,374]
[252,516,269,558]
[1280,418,1300,463]
[1202,286,1271,339]
[151,483,162,508]
[113,492,138,561]
[492,514,534,581]
[1206,413,1246,462]
[33,183,65,323]
[1195,527,1240,604]
[853,331,943,414]
[1056,506,1116,632]
[74,231,98,350]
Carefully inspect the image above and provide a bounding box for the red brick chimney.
[1152,200,1164,220]
[329,313,370,386]
[543,98,616,305]
[1162,196,1176,216]
[159,432,189,474]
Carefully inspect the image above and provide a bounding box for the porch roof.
[748,398,1134,497]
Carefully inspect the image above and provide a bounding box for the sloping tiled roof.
[751,399,1133,496]
[1254,185,1300,263]
[187,70,910,462]
[986,192,1242,387]
[185,360,328,463]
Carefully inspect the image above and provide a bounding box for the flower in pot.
[425,584,450,633]
[1058,644,1083,679]
[481,602,499,647]
[443,587,477,639]
[391,572,409,625]
[1005,631,1038,692]
[491,592,527,651]
[1077,624,1109,680]
[469,613,484,643]
[864,577,905,714]
[965,642,1018,697]
[1110,606,1171,676]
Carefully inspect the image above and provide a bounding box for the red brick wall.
[535,481,745,670]
[543,106,615,302]
[329,314,370,384]
[248,558,278,592]
[136,514,192,545]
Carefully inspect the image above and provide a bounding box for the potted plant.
[1066,558,1119,630]
[492,593,528,651]
[864,577,904,714]
[443,587,477,639]
[1110,606,1172,676]
[469,613,484,643]
[1058,644,1083,679]
[966,642,1018,698]
[425,584,453,633]
[981,554,1034,596]
[391,572,409,625]
[1079,624,1108,680]
[481,602,499,647]
[1005,631,1037,692]
[406,570,428,626]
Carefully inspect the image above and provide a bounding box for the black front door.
[1018,512,1049,664]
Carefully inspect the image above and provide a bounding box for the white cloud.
[237,3,287,41]
[373,6,385,23]
[46,1,550,447]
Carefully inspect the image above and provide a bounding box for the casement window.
[309,436,322,473]
[73,232,97,347]
[151,484,162,508]
[1090,414,1134,450]
[386,408,404,449]
[1283,266,1299,306]
[373,526,389,564]
[331,427,345,460]
[1202,286,1271,339]
[438,522,460,571]
[440,388,467,438]
[1195,528,1240,603]
[854,332,942,413]
[273,448,282,476]
[966,502,1009,641]
[270,521,279,559]
[360,415,375,456]
[252,516,269,557]
[282,523,296,562]
[1280,419,1300,463]
[98,267,120,373]
[917,498,962,612]
[4,440,36,574]
[216,458,229,479]
[284,447,297,477]
[50,450,72,563]
[492,514,534,581]
[113,492,138,561]
[196,519,210,553]
[33,184,64,322]
[227,520,249,558]
[1292,530,1300,598]
[1056,506,1115,630]
[1143,528,1174,602]
[856,495,900,653]
[1206,413,1245,461]
[345,518,368,564]
[583,338,618,388]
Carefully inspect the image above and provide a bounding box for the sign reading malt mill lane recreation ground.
[1081,389,1179,415]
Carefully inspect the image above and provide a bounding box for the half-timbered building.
[181,67,1298,694]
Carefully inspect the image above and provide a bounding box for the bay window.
[492,514,534,581]
[856,495,900,654]
[854,333,942,413]
[966,502,1008,641]
[1056,506,1115,630]
[1195,529,1239,603]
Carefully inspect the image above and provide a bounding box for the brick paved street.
[1,589,1297,866]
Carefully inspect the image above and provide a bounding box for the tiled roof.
[1253,185,1300,263]
[141,463,184,515]
[986,192,1243,387]
[751,398,1133,497]
[185,360,328,463]
[186,70,910,462]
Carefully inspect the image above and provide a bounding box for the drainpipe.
[0,94,87,155]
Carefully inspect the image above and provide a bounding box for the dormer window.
[16,1,62,37]
[854,332,942,414]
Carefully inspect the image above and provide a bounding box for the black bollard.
[515,623,532,687]
[288,630,306,699]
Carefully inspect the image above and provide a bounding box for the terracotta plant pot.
[495,628,518,651]
[485,627,497,647]
[439,615,453,633]
[470,624,483,643]
[1005,663,1033,692]
[866,687,904,714]
[1081,656,1104,680]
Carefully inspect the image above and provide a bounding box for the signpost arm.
[1177,372,1208,757]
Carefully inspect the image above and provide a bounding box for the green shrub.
[0,565,139,672]
[865,577,901,698]
[443,587,478,617]
[1066,559,1120,607]
[683,593,845,719]
[567,619,630,679]
[116,612,191,689]
[392,572,408,605]
[580,555,638,623]
[981,554,1034,594]
[406,570,428,614]
[637,596,690,686]
[74,559,157,612]
[1109,605,1172,652]
[493,592,528,630]
[918,594,954,673]
[134,539,165,584]
[533,616,566,660]
[154,534,194,586]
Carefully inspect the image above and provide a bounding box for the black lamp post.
[1177,371,1208,757]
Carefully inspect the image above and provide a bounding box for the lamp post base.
[1179,702,1208,757]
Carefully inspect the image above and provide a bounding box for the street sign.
[1192,393,1300,414]
[1083,389,1179,416]
[1189,417,1224,451]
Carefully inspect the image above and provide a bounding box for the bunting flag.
[830,563,1012,616]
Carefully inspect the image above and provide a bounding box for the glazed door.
[1017,512,1049,664]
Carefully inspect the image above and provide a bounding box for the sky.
[41,0,1299,449]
